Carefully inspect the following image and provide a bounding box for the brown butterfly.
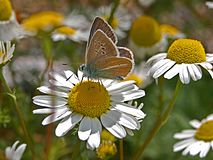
[79,17,134,80]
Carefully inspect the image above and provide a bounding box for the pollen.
[68,81,110,118]
[55,26,76,35]
[124,74,143,86]
[160,24,181,37]
[167,39,206,64]
[0,0,12,21]
[22,11,64,33]
[195,120,213,142]
[130,16,162,47]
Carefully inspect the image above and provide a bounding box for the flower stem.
[119,139,124,160]
[108,0,120,25]
[0,69,35,158]
[133,79,182,160]
[71,138,81,159]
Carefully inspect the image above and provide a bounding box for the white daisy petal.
[153,60,175,78]
[86,118,102,149]
[149,59,171,76]
[101,112,126,139]
[112,102,146,119]
[107,80,136,92]
[146,53,167,65]
[206,114,213,120]
[199,142,211,158]
[38,86,68,98]
[189,120,201,129]
[174,130,195,139]
[33,96,67,108]
[173,138,195,152]
[78,117,92,141]
[33,108,55,114]
[64,70,79,84]
[49,72,74,88]
[187,64,198,81]
[200,62,213,70]
[179,64,190,84]
[41,109,71,125]
[189,141,203,156]
[14,143,27,160]
[164,64,180,79]
[192,64,202,80]
[55,113,83,137]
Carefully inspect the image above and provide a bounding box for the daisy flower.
[33,70,145,149]
[0,0,25,41]
[160,24,185,39]
[206,1,213,9]
[92,5,132,38]
[0,41,15,67]
[139,0,156,7]
[124,62,153,88]
[51,26,88,42]
[129,16,168,59]
[22,11,64,35]
[96,130,117,159]
[173,114,213,158]
[147,39,213,84]
[5,141,27,160]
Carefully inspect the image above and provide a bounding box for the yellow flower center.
[96,141,117,159]
[124,74,143,86]
[130,16,162,47]
[195,120,213,141]
[0,0,12,21]
[68,81,110,118]
[22,11,64,33]
[55,26,76,35]
[103,16,119,29]
[160,24,180,36]
[167,39,206,64]
[101,130,116,142]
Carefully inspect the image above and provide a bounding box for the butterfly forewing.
[86,29,119,64]
[87,17,117,48]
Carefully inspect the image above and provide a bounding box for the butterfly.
[79,17,134,80]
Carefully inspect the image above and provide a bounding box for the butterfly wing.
[87,17,117,48]
[85,29,119,64]
[118,47,134,60]
[93,56,134,79]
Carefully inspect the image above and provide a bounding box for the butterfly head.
[79,64,86,72]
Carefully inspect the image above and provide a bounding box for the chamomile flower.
[129,16,167,59]
[5,141,27,160]
[173,114,213,158]
[22,11,64,35]
[125,62,153,88]
[147,39,213,84]
[160,24,185,39]
[139,0,156,7]
[0,0,25,41]
[206,1,213,9]
[51,26,88,42]
[33,70,145,149]
[93,5,132,38]
[0,41,15,67]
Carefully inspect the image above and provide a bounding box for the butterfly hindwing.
[85,29,119,64]
[87,17,117,48]
[93,57,134,79]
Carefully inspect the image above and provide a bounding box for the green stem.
[119,139,124,160]
[0,69,35,158]
[133,79,182,160]
[108,0,120,25]
[71,138,81,159]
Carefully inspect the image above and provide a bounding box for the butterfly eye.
[79,64,86,71]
